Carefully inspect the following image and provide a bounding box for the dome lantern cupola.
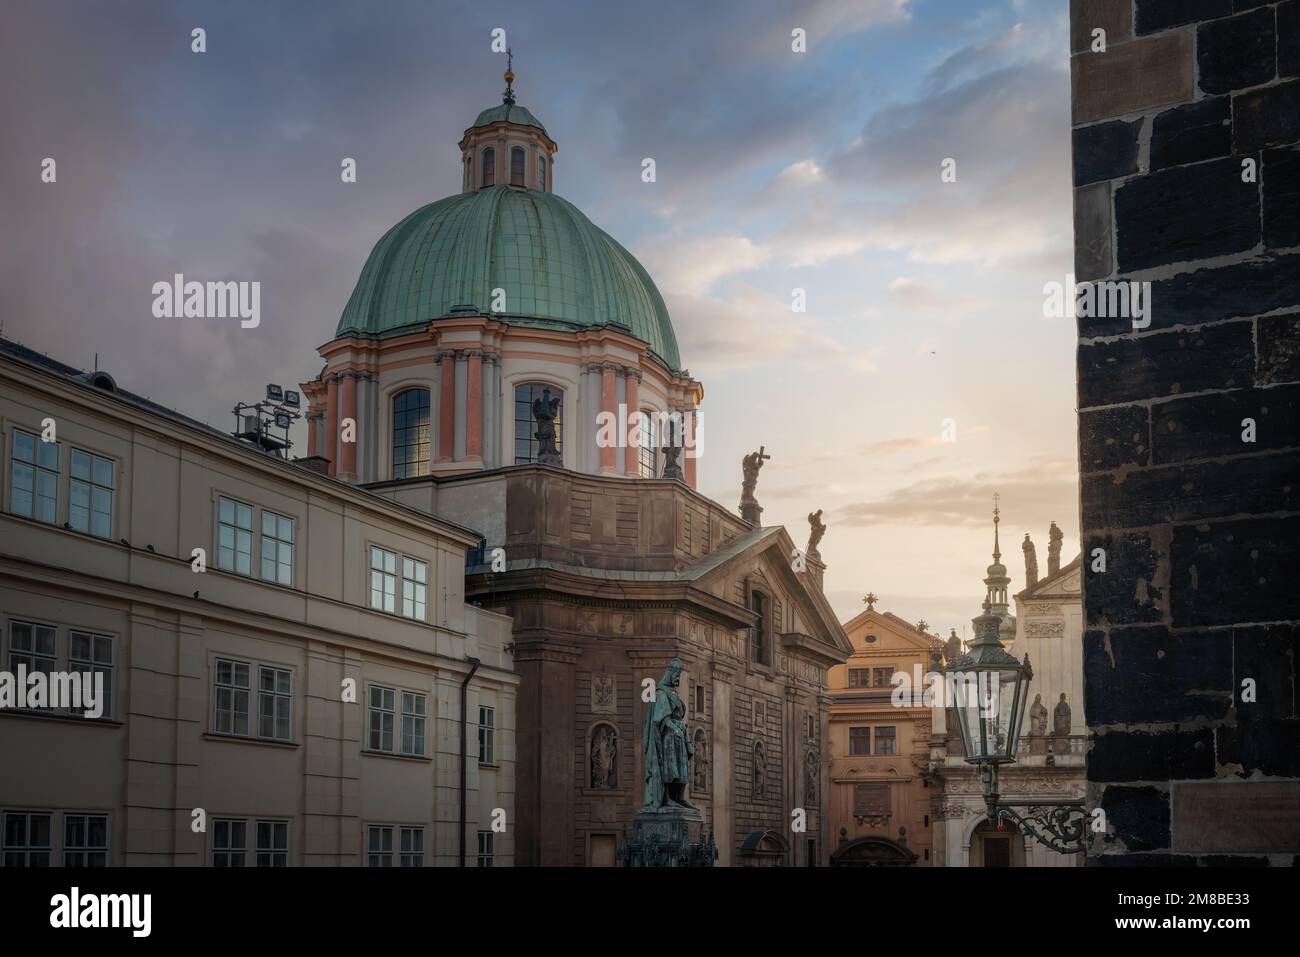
[459,51,557,194]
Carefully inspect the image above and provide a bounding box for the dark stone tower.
[1071,0,1300,863]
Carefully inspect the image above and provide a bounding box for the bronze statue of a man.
[642,658,695,810]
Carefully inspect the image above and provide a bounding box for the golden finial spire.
[503,47,516,105]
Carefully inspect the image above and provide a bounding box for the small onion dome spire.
[503,48,516,105]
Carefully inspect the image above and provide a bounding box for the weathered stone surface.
[1072,30,1194,124]
[1088,727,1217,781]
[1077,322,1254,408]
[1257,312,1300,384]
[1216,720,1300,777]
[1281,1,1300,77]
[1150,96,1231,169]
[1084,627,1233,725]
[1173,781,1300,852]
[1234,79,1300,152]
[1074,118,1141,186]
[1073,182,1113,281]
[1136,0,1232,34]
[1083,450,1300,528]
[1082,532,1165,623]
[1100,785,1171,852]
[1115,157,1260,271]
[1151,384,1300,462]
[1079,404,1150,471]
[1234,623,1298,720]
[1169,515,1300,627]
[1264,146,1300,249]
[1137,255,1300,331]
[1197,8,1276,94]
[1071,0,1133,53]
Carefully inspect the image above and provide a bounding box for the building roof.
[469,102,547,134]
[0,336,485,544]
[333,186,682,371]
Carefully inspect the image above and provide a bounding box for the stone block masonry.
[1071,0,1300,864]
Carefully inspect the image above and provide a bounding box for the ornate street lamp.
[945,605,1088,854]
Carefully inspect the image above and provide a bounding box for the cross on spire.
[863,592,878,610]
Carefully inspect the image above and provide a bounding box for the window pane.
[72,449,91,480]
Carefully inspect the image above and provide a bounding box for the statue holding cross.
[739,446,770,525]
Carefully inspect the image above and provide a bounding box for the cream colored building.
[0,340,516,866]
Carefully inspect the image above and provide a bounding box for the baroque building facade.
[827,601,942,866]
[0,340,516,866]
[298,70,851,866]
[929,509,1085,866]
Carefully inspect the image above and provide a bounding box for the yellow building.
[827,599,942,866]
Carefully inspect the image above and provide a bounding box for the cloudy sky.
[0,0,1078,637]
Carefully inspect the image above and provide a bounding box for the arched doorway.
[830,835,919,867]
[970,819,1027,867]
[738,829,789,867]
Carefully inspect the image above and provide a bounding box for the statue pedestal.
[618,806,717,867]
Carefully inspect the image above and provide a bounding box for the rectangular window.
[849,726,871,756]
[401,557,427,621]
[477,830,494,868]
[258,666,292,741]
[69,631,113,719]
[255,820,288,866]
[259,511,294,586]
[63,814,109,866]
[637,411,658,478]
[369,546,397,614]
[693,685,705,715]
[806,713,816,741]
[848,668,871,688]
[368,685,396,752]
[212,818,247,867]
[11,429,58,523]
[873,667,895,688]
[400,691,426,757]
[2,811,52,867]
[874,726,897,756]
[749,591,768,665]
[538,155,546,191]
[510,147,525,186]
[478,706,495,765]
[213,657,251,736]
[400,826,423,867]
[367,825,393,867]
[8,621,57,711]
[217,497,254,576]
[69,449,115,538]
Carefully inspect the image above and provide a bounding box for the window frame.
[258,510,294,587]
[636,410,658,478]
[510,146,526,186]
[68,447,115,539]
[874,725,897,756]
[849,726,871,756]
[481,147,495,187]
[68,630,114,720]
[391,387,432,480]
[61,812,109,867]
[1,809,53,867]
[478,705,496,765]
[476,829,494,867]
[9,428,60,524]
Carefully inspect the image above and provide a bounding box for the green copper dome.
[470,103,547,134]
[335,187,681,370]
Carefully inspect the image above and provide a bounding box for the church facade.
[299,69,852,866]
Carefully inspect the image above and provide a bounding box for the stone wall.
[1071,0,1299,863]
